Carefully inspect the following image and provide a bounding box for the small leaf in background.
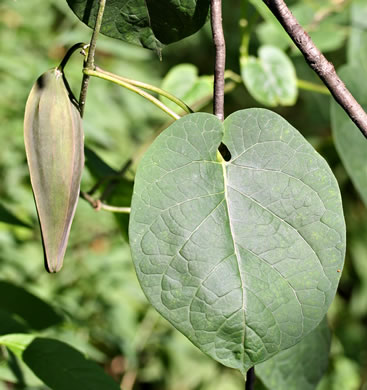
[0,281,63,331]
[160,64,213,111]
[348,29,367,73]
[256,317,331,390]
[255,22,290,51]
[23,338,120,390]
[241,46,298,107]
[317,356,361,390]
[291,3,348,55]
[348,0,367,73]
[0,202,31,228]
[129,109,345,373]
[254,1,347,55]
[66,0,210,54]
[350,0,367,30]
[330,65,367,207]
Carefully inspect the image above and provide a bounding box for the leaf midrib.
[221,160,246,364]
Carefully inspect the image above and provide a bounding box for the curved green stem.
[297,79,330,95]
[95,67,193,114]
[84,68,181,120]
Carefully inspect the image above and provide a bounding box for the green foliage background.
[0,0,366,389]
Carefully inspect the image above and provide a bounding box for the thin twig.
[263,0,367,139]
[79,0,106,116]
[80,191,130,214]
[210,0,226,121]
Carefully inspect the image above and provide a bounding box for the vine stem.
[296,79,330,95]
[84,68,181,120]
[263,0,367,139]
[210,0,226,121]
[80,191,131,214]
[94,67,193,114]
[79,0,106,116]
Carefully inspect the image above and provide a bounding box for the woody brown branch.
[263,0,367,139]
[211,0,226,121]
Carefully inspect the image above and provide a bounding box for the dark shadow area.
[0,281,63,330]
[23,338,120,390]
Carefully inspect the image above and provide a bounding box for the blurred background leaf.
[23,338,120,390]
[256,318,331,390]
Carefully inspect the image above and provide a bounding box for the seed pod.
[24,68,84,273]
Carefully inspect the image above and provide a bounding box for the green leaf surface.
[256,22,291,51]
[350,0,367,29]
[160,64,213,111]
[348,0,367,72]
[0,202,31,228]
[0,310,28,335]
[66,0,210,53]
[290,3,347,55]
[129,109,345,373]
[241,46,297,107]
[348,29,367,73]
[254,1,347,54]
[317,356,361,390]
[256,317,331,390]
[23,338,120,390]
[330,65,367,206]
[0,281,63,331]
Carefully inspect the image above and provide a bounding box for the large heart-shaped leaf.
[256,317,331,390]
[129,109,345,373]
[66,0,210,53]
[241,46,298,107]
[330,65,367,206]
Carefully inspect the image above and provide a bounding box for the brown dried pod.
[24,67,84,273]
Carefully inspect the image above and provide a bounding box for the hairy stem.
[79,0,106,116]
[263,0,367,139]
[210,0,226,121]
[84,68,181,120]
